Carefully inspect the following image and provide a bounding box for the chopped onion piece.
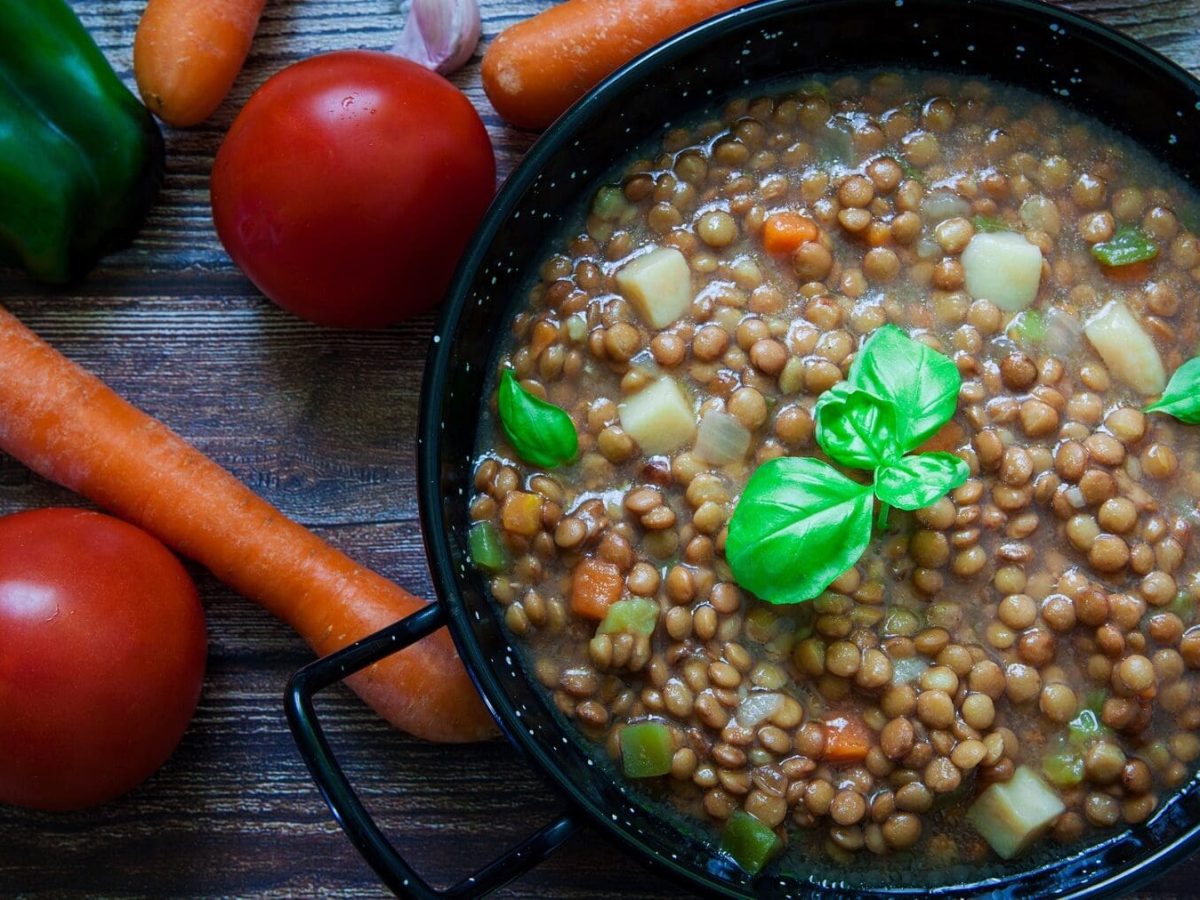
[695,410,751,465]
[891,655,929,685]
[1083,299,1166,395]
[736,692,784,727]
[921,190,971,223]
[1043,308,1083,357]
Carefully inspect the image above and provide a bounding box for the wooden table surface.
[2,0,1200,897]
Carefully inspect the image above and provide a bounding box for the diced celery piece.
[591,184,628,221]
[1008,310,1046,347]
[797,80,830,100]
[1171,591,1196,623]
[1068,708,1107,747]
[720,810,782,876]
[817,124,853,164]
[468,522,508,572]
[598,598,660,636]
[619,721,674,778]
[1042,752,1084,788]
[967,765,1066,860]
[1091,225,1158,266]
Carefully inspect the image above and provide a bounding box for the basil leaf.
[1145,356,1200,424]
[1091,225,1159,267]
[875,452,970,511]
[497,369,578,468]
[814,384,903,471]
[726,457,874,605]
[847,325,961,451]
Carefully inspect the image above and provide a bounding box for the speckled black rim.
[405,0,1200,896]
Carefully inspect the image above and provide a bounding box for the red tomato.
[210,51,496,328]
[0,508,206,811]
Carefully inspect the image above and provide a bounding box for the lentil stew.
[467,67,1200,880]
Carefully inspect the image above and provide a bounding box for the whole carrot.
[134,0,266,126]
[482,0,750,130]
[0,307,495,743]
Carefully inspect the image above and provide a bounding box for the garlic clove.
[392,0,482,76]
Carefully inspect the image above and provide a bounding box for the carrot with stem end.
[134,0,266,127]
[0,307,495,743]
[481,0,751,130]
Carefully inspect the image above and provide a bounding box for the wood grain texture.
[2,0,1199,896]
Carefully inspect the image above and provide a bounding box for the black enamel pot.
[287,0,1200,895]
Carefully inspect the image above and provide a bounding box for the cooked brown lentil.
[471,71,1200,871]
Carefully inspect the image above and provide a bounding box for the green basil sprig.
[725,457,875,607]
[845,324,961,451]
[813,384,900,470]
[875,452,970,510]
[497,369,578,468]
[1091,225,1158,267]
[1145,356,1200,424]
[727,326,968,605]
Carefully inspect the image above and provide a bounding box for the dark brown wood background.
[1,0,1198,896]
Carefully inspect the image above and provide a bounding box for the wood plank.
[1,0,1199,896]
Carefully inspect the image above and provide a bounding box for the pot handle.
[285,602,579,898]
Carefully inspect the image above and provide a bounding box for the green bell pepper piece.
[619,721,673,778]
[1091,225,1158,267]
[598,598,659,636]
[1067,708,1107,747]
[720,810,782,875]
[0,0,164,282]
[1042,751,1084,788]
[468,522,508,573]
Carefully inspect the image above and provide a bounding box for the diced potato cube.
[1084,299,1166,395]
[615,246,692,329]
[618,376,696,455]
[966,765,1065,860]
[961,231,1043,311]
[500,490,543,537]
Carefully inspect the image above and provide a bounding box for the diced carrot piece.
[1101,260,1153,282]
[762,212,819,255]
[822,713,872,763]
[571,558,623,620]
[501,491,544,537]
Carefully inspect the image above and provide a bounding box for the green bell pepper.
[0,0,165,283]
[720,810,782,875]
